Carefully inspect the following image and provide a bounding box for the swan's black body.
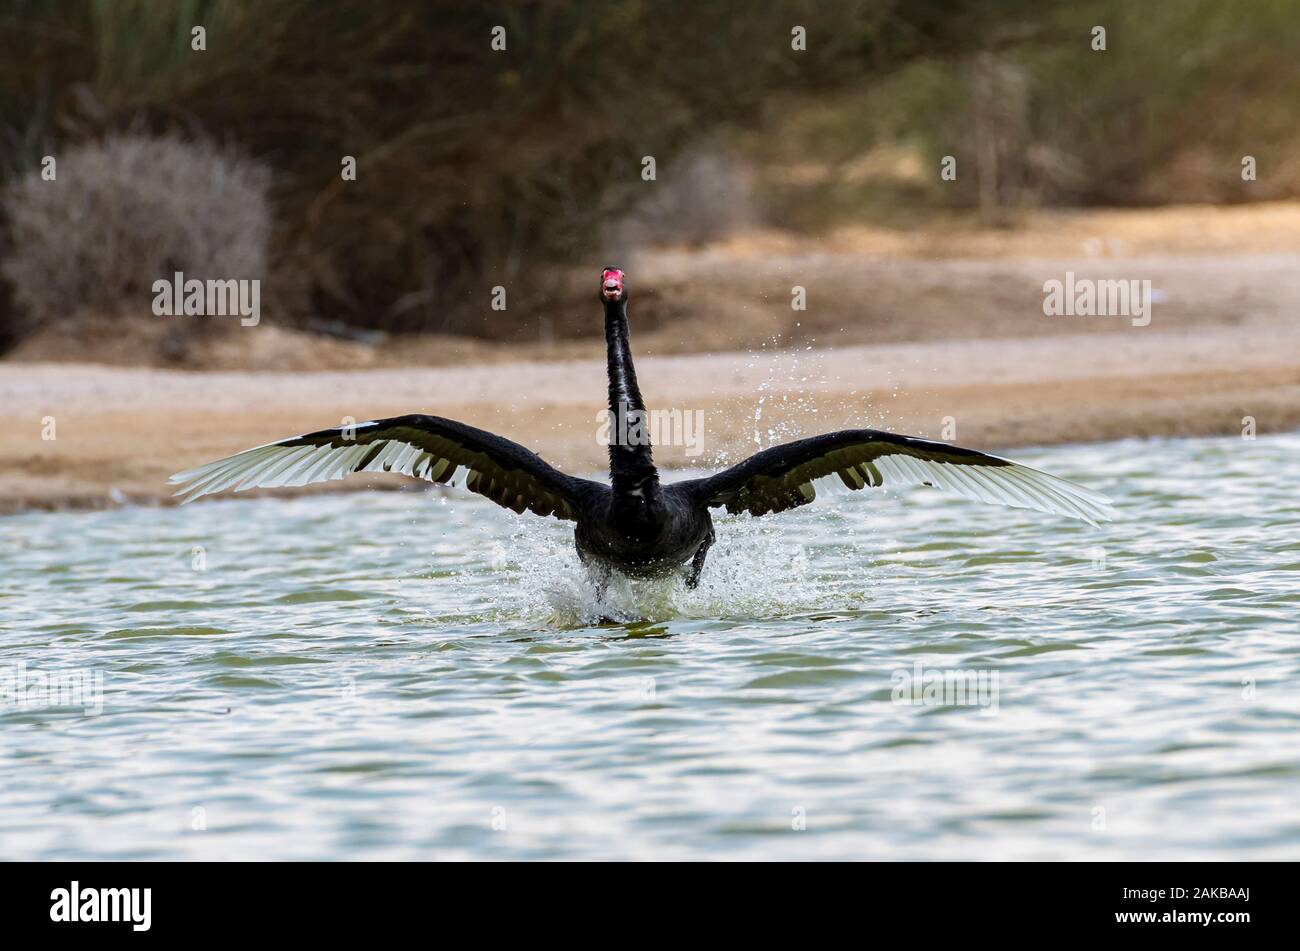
[574,279,715,585]
[171,267,1113,588]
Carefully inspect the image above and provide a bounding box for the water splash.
[469,510,862,627]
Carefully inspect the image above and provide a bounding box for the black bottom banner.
[0,861,1276,939]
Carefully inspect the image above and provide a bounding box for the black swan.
[171,267,1114,588]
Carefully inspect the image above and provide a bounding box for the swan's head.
[600,266,625,302]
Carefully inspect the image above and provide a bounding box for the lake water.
[2,433,1298,860]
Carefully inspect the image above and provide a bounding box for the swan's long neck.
[604,297,659,500]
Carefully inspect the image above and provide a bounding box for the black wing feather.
[170,413,601,521]
[673,429,1113,524]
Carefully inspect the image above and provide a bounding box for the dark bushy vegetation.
[0,0,1047,342]
[1,0,1295,346]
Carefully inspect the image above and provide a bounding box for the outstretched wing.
[676,430,1115,525]
[168,414,598,520]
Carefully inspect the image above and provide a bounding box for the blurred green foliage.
[749,0,1300,227]
[0,0,1050,337]
[0,0,1295,341]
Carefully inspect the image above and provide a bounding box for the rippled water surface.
[2,433,1298,860]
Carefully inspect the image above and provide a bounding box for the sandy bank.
[4,321,1297,513]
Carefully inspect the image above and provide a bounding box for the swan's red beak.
[601,267,625,302]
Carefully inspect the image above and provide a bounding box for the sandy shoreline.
[5,320,1297,513]
[7,204,1300,513]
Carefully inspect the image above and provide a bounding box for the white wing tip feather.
[866,453,1116,526]
[170,437,372,504]
[169,429,455,504]
[997,462,1117,525]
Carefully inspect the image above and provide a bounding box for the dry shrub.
[605,142,756,253]
[2,134,270,339]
